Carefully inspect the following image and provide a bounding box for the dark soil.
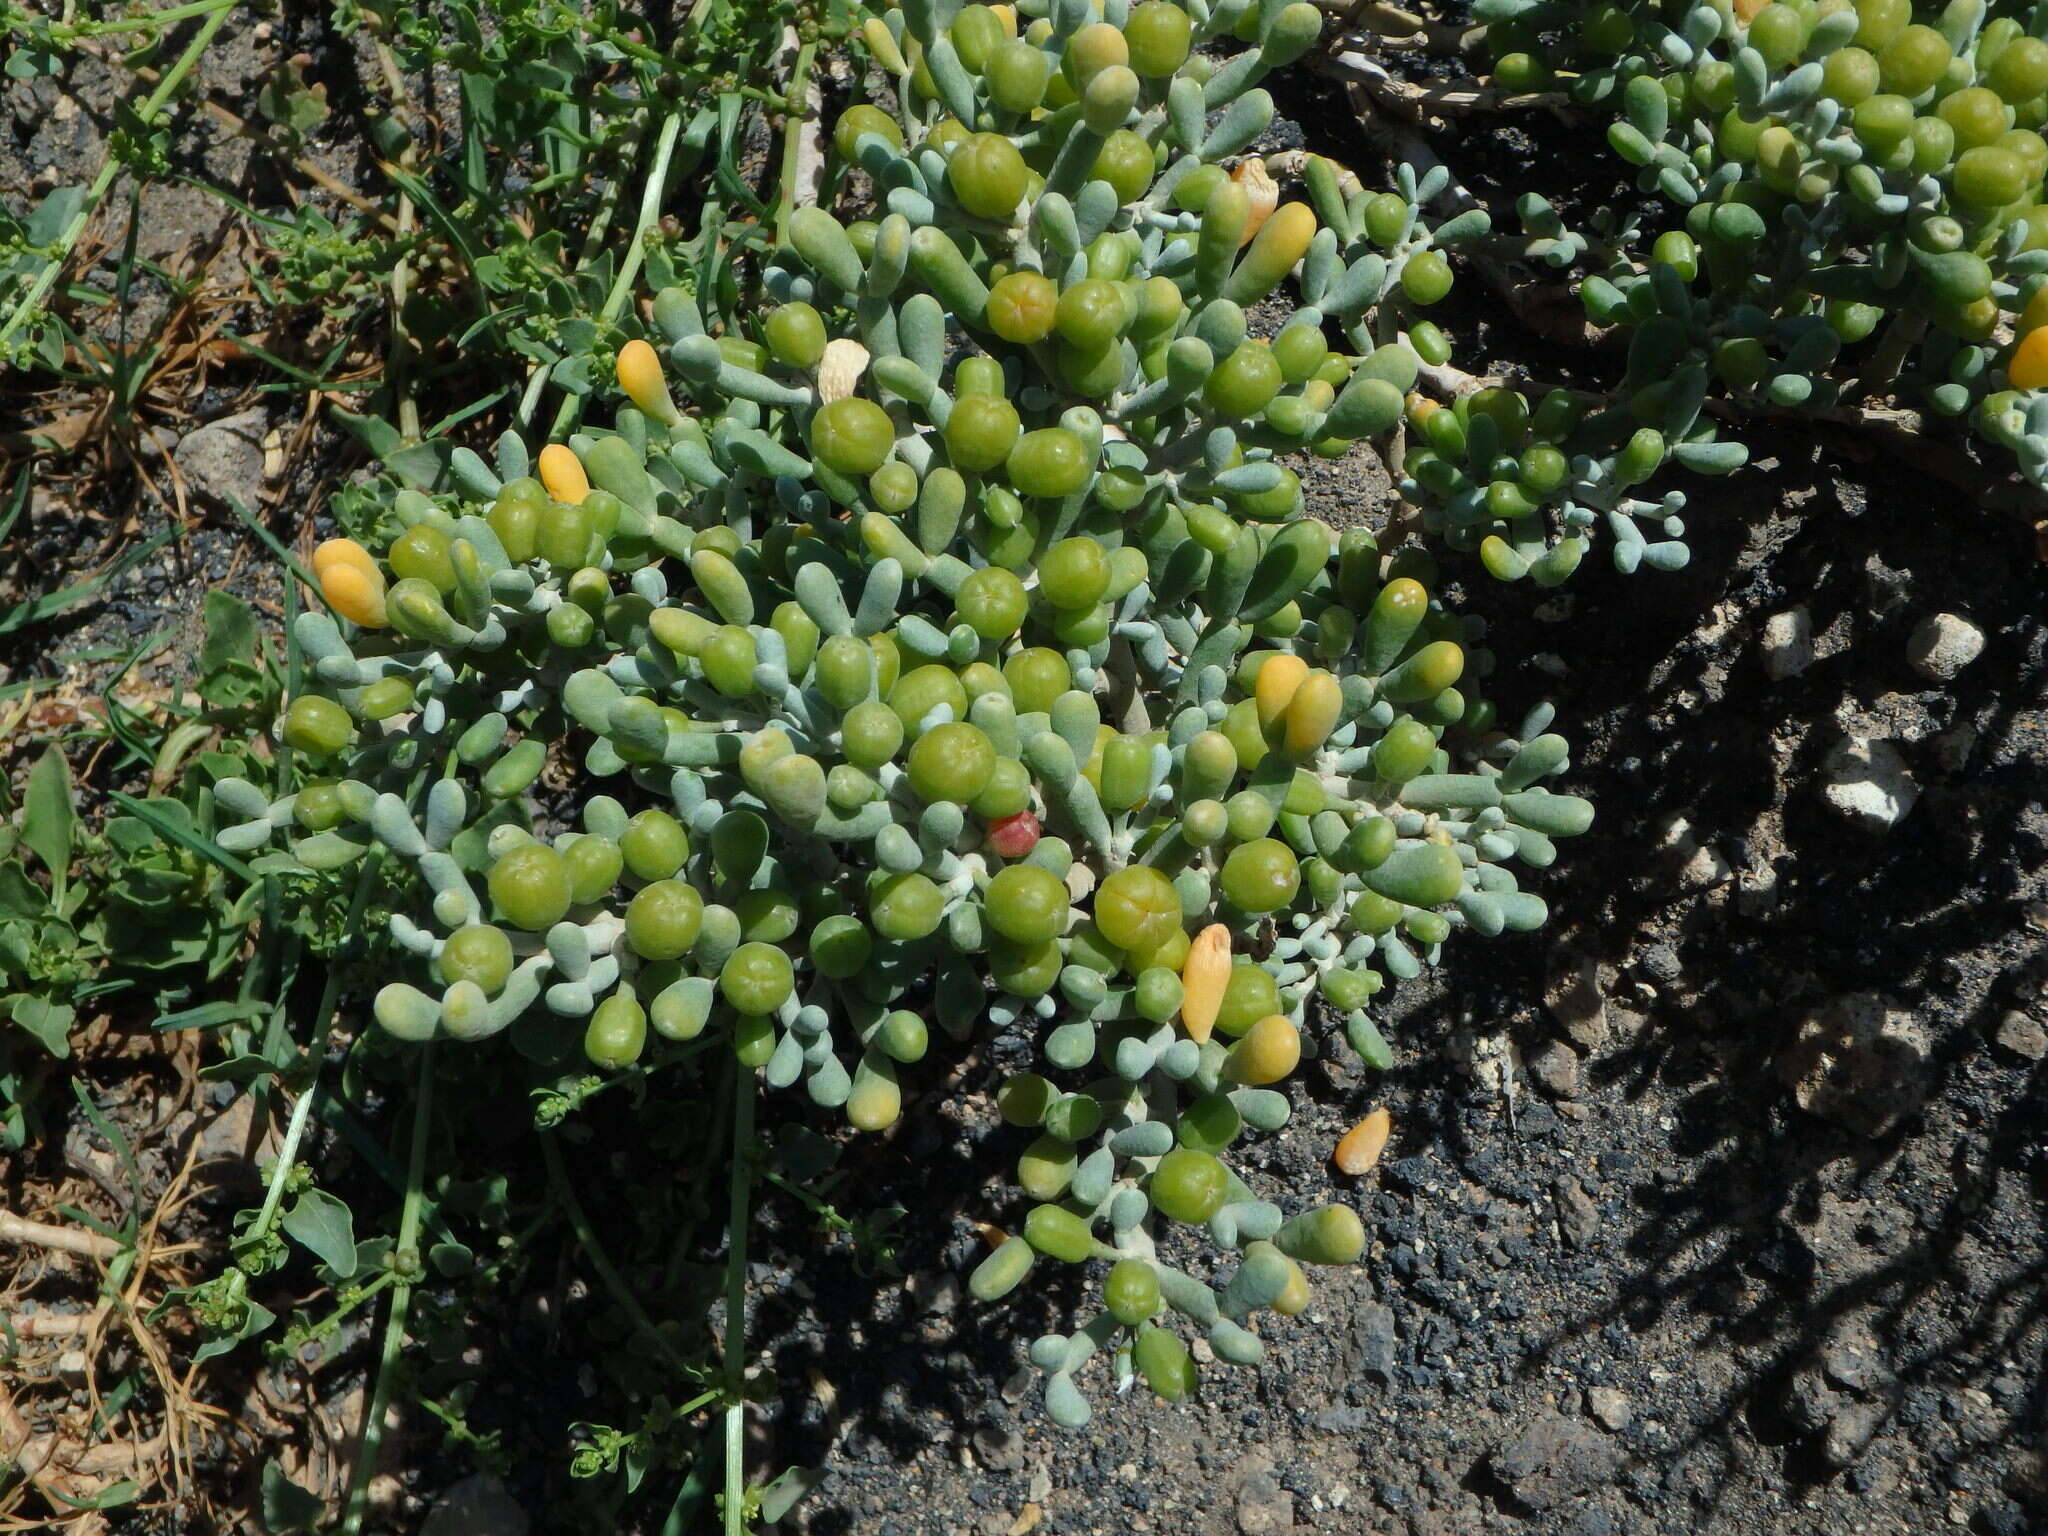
[5,12,2048,1536]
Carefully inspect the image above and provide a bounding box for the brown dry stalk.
[0,1211,120,1262]
[1,1310,104,1340]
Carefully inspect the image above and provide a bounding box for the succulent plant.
[215,0,1590,1426]
[1476,0,2048,503]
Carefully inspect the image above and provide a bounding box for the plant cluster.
[196,0,1592,1431]
[1469,0,2048,503]
[0,592,282,1149]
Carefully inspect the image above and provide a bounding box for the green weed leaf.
[9,995,74,1057]
[281,1188,358,1277]
[21,745,75,898]
[259,1460,325,1533]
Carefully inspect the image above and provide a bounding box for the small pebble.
[1528,1040,1582,1099]
[1760,607,1814,680]
[1994,1011,2047,1062]
[1585,1387,1632,1432]
[1906,612,1985,682]
[1821,736,1918,832]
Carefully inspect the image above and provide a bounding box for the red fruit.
[987,811,1042,858]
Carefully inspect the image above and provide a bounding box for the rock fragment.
[1906,612,1985,682]
[1760,607,1814,680]
[1821,737,1919,832]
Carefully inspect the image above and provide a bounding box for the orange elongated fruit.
[1179,922,1231,1043]
[1333,1107,1391,1175]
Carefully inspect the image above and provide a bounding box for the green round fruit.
[1204,340,1283,417]
[1877,25,1952,98]
[561,833,624,905]
[906,721,997,803]
[1006,428,1091,497]
[719,940,794,1016]
[1054,278,1129,351]
[842,699,907,769]
[809,397,895,476]
[1003,647,1071,712]
[1126,0,1192,77]
[944,392,1022,472]
[955,565,1030,639]
[887,663,969,737]
[625,879,705,960]
[986,38,1052,113]
[1038,536,1111,609]
[440,924,513,994]
[1150,1147,1228,1223]
[488,845,573,931]
[949,132,1030,219]
[1093,864,1180,953]
[282,695,353,758]
[1399,248,1453,306]
[1091,128,1154,203]
[1103,1258,1162,1325]
[987,270,1059,342]
[871,870,944,940]
[984,864,1069,944]
[832,104,901,163]
[619,809,689,883]
[1219,837,1300,913]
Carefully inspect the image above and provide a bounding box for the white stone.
[1907,612,1985,682]
[173,406,269,507]
[1761,607,1814,680]
[1821,737,1918,831]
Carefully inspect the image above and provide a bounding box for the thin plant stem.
[722,1059,756,1536]
[341,1043,436,1536]
[0,0,236,357]
[538,1130,701,1377]
[243,846,389,1248]
[542,109,688,442]
[17,0,225,39]
[774,39,819,243]
[374,41,424,443]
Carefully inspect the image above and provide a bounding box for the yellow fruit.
[2010,325,2048,390]
[1224,1013,1301,1085]
[1253,652,1310,733]
[616,339,680,424]
[313,536,378,581]
[1282,669,1343,756]
[1239,200,1316,288]
[538,443,590,505]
